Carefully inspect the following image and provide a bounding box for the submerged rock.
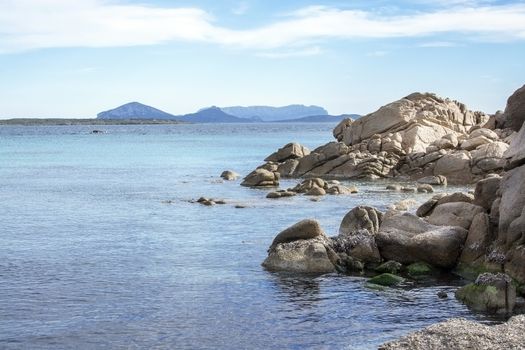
[367,273,405,287]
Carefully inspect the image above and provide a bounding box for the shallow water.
[0,123,497,349]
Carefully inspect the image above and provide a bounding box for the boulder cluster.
[245,91,522,185]
[261,84,525,315]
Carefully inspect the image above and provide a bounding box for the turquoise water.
[0,123,491,349]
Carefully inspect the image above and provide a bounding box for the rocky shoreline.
[241,84,525,348]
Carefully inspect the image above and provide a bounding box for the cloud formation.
[1,0,525,53]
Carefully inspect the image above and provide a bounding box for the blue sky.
[0,0,524,118]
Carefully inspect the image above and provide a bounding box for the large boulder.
[262,239,336,273]
[433,151,473,184]
[333,118,353,142]
[473,176,501,210]
[502,84,525,132]
[269,219,325,250]
[427,202,485,230]
[339,206,383,235]
[459,213,494,264]
[241,168,280,187]
[263,219,337,273]
[504,122,525,169]
[498,165,525,246]
[265,142,310,163]
[376,213,468,268]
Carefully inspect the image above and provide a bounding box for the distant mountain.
[178,106,253,123]
[97,102,177,120]
[220,105,328,121]
[274,114,361,123]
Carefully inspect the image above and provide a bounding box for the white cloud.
[1,1,525,53]
[418,41,459,47]
[256,46,322,58]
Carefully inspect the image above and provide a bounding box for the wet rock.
[269,219,324,250]
[417,175,447,186]
[401,187,417,193]
[266,191,296,199]
[437,291,448,299]
[367,273,405,287]
[262,239,335,273]
[220,170,240,181]
[455,273,516,314]
[241,168,280,187]
[407,262,433,277]
[326,184,358,195]
[305,186,326,196]
[386,184,402,191]
[375,261,403,274]
[417,184,434,193]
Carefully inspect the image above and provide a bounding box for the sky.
[0,0,524,118]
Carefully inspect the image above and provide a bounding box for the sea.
[0,123,499,349]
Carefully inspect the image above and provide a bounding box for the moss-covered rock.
[407,262,433,277]
[375,260,403,274]
[455,273,516,314]
[367,273,405,286]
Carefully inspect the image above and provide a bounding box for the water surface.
[0,123,494,349]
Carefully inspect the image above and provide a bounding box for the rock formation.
[249,91,518,184]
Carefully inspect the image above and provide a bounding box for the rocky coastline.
[242,85,525,348]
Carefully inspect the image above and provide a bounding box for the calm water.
[0,123,493,349]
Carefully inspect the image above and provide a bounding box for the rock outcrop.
[248,91,515,184]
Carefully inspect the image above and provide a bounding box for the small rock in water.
[401,187,417,193]
[161,200,173,204]
[437,291,448,299]
[235,205,246,209]
[220,170,240,181]
[386,184,402,191]
[417,184,434,193]
[215,200,226,204]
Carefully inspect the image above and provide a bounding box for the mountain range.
[97,102,359,123]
